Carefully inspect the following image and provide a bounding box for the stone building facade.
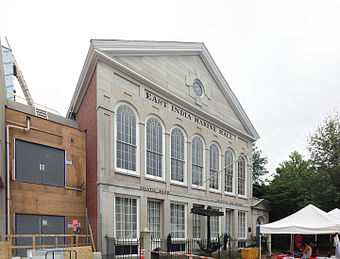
[67,40,260,253]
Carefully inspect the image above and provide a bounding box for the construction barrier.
[142,249,215,259]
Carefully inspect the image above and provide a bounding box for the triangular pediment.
[113,55,247,133]
[68,40,259,141]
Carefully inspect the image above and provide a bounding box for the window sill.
[170,180,187,187]
[115,169,140,178]
[209,188,221,194]
[224,192,235,197]
[145,175,166,183]
[170,181,187,187]
[191,185,205,191]
[237,195,248,200]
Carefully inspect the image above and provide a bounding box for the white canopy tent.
[259,205,340,257]
[328,208,340,219]
[260,204,340,234]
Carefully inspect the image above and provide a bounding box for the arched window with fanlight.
[170,127,186,183]
[238,155,246,196]
[115,103,138,173]
[225,149,235,194]
[146,116,164,179]
[191,135,205,187]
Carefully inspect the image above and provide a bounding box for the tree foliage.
[252,144,269,185]
[263,151,339,221]
[263,112,340,221]
[308,112,340,191]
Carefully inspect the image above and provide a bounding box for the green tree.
[252,145,269,184]
[308,112,340,191]
[264,151,315,220]
[264,151,339,221]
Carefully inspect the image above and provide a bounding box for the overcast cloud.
[2,0,340,176]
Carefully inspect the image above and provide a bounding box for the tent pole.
[290,234,293,251]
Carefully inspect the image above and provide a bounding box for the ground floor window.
[210,215,220,238]
[115,196,138,239]
[238,211,246,239]
[192,213,202,239]
[147,200,161,239]
[225,210,233,236]
[170,203,185,238]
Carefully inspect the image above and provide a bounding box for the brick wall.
[76,70,98,247]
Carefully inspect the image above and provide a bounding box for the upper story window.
[116,104,138,173]
[191,135,204,187]
[146,117,164,179]
[170,127,186,183]
[15,139,65,187]
[225,149,235,194]
[238,155,246,196]
[209,143,220,190]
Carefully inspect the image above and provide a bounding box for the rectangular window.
[15,139,65,187]
[170,203,185,238]
[147,201,161,239]
[238,211,246,239]
[210,209,220,238]
[225,210,233,236]
[115,197,138,239]
[192,213,202,239]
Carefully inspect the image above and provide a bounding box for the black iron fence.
[105,234,266,259]
[106,236,141,259]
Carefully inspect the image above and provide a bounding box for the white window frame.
[114,195,140,240]
[114,102,140,176]
[147,200,162,239]
[237,154,247,198]
[238,211,247,239]
[170,202,187,240]
[209,142,221,193]
[145,115,165,181]
[225,209,233,237]
[210,207,222,238]
[224,149,236,196]
[191,135,205,190]
[192,205,203,239]
[170,126,187,185]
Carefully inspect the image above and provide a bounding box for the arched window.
[146,117,163,178]
[170,127,185,183]
[256,216,264,226]
[225,149,235,193]
[192,136,204,187]
[209,143,220,190]
[238,155,246,196]
[116,104,137,172]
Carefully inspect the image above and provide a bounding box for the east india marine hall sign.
[145,91,234,141]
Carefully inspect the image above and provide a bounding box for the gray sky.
[2,0,340,176]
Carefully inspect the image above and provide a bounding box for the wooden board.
[0,242,10,259]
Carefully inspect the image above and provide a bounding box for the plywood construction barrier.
[0,242,10,259]
[64,246,94,259]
